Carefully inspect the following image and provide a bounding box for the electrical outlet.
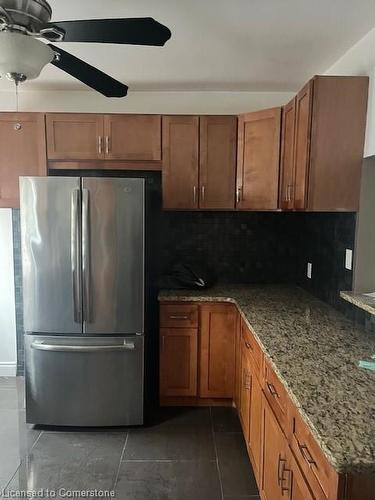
[345,249,353,270]
[307,262,312,279]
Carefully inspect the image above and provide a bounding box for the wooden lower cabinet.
[160,302,237,401]
[261,396,289,500]
[199,304,236,398]
[159,327,197,397]
[234,314,242,410]
[288,449,315,500]
[239,342,251,442]
[159,301,375,499]
[248,369,262,483]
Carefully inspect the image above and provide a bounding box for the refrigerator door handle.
[71,188,82,323]
[31,341,136,352]
[82,187,91,324]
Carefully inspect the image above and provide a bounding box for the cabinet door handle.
[286,184,293,202]
[299,444,316,466]
[245,341,253,350]
[201,185,205,202]
[105,136,110,154]
[169,315,189,320]
[161,335,165,352]
[193,185,197,205]
[98,136,103,154]
[236,186,242,204]
[267,382,279,398]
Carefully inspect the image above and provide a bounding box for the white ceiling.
[2,0,375,93]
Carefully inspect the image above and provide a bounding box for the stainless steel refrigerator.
[20,176,145,426]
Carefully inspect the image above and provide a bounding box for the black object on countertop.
[159,262,215,290]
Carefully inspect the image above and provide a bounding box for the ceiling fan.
[0,0,172,97]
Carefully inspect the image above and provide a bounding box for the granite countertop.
[159,285,375,474]
[340,290,375,316]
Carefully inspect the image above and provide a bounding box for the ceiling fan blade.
[42,18,171,46]
[49,44,128,98]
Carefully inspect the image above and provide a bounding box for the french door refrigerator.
[20,176,145,426]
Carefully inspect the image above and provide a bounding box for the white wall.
[0,209,17,376]
[325,26,375,158]
[0,89,294,115]
[353,156,375,292]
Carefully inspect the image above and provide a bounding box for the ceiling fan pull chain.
[15,79,18,113]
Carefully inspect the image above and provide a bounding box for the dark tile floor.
[0,377,259,499]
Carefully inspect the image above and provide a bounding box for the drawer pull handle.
[299,444,316,467]
[169,315,189,320]
[277,454,286,485]
[243,370,251,389]
[267,382,279,398]
[281,466,291,496]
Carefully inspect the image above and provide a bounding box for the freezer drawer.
[25,335,144,426]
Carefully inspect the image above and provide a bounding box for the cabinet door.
[237,107,281,210]
[293,81,313,209]
[234,315,242,410]
[279,98,296,210]
[239,346,251,442]
[160,327,198,397]
[248,369,262,484]
[162,116,199,209]
[0,113,47,208]
[104,114,161,160]
[289,451,314,500]
[199,305,236,398]
[261,397,288,500]
[199,116,237,209]
[46,113,104,160]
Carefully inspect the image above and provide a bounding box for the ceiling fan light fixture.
[0,31,54,82]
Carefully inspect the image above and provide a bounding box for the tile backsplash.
[160,211,299,284]
[296,212,375,332]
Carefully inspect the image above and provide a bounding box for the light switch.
[345,249,353,270]
[307,262,312,279]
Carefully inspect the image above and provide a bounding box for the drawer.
[241,321,263,379]
[289,405,336,500]
[160,303,199,328]
[263,360,288,432]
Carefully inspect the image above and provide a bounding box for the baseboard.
[0,362,17,377]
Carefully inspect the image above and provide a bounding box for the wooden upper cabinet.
[279,98,297,210]
[46,113,162,162]
[237,107,282,210]
[199,116,237,209]
[308,76,368,211]
[279,76,368,211]
[0,113,47,208]
[199,304,237,398]
[159,327,198,397]
[293,81,313,209]
[46,114,104,160]
[103,114,161,160]
[162,115,199,210]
